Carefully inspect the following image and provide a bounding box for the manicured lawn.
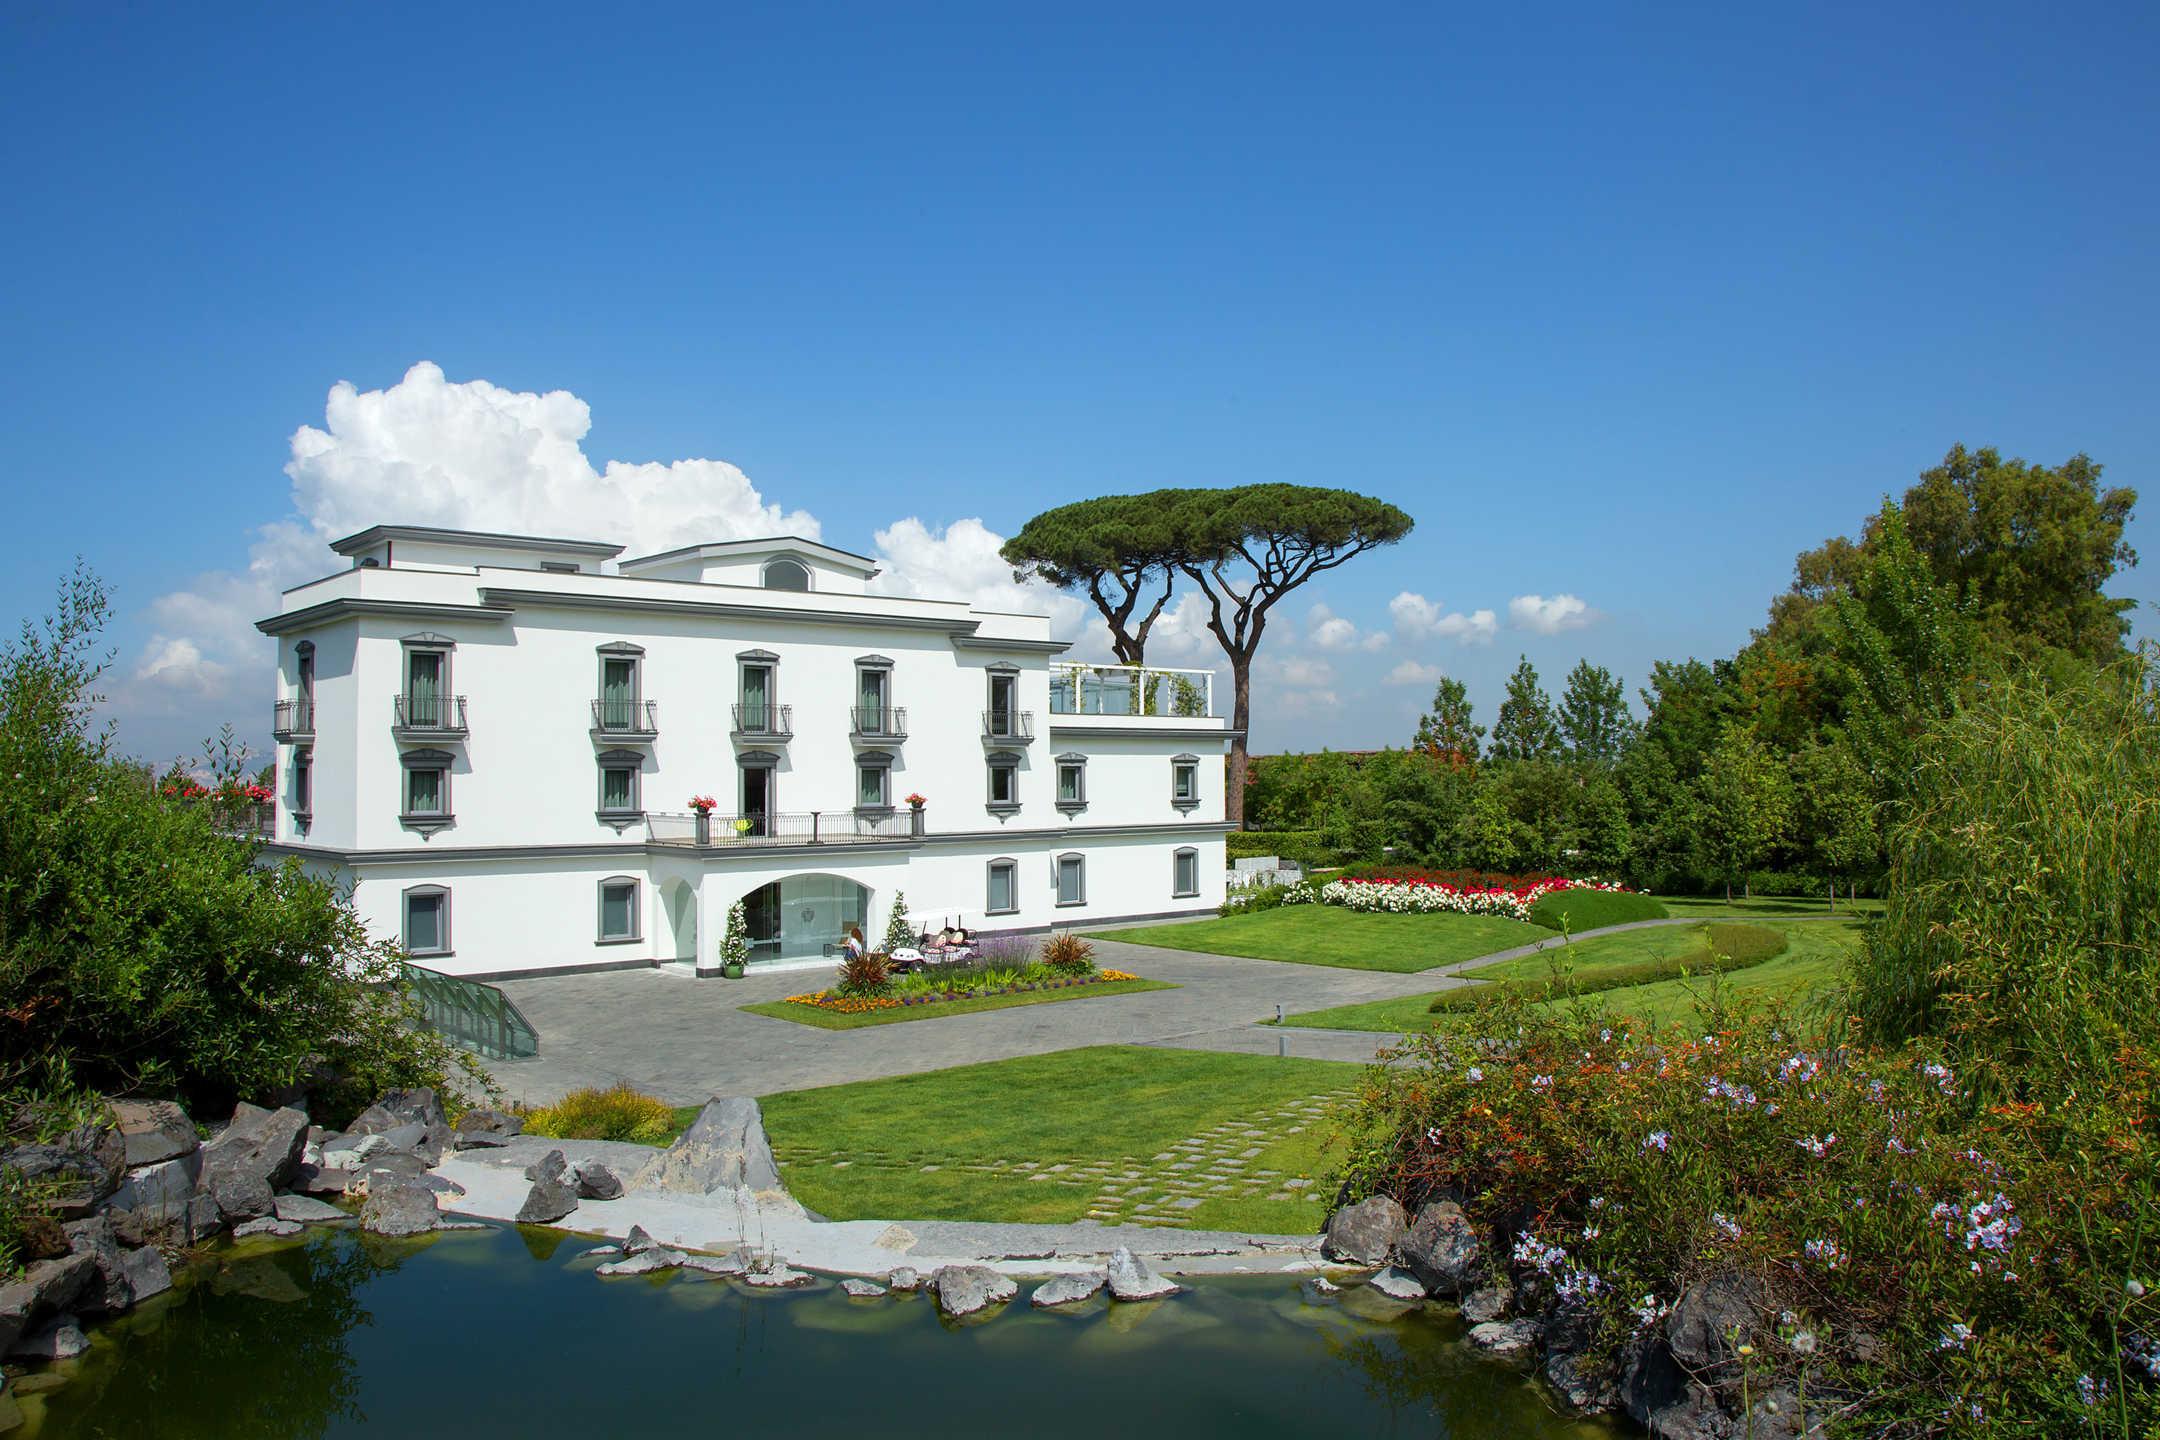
[1090,906,1550,972]
[1661,894,1883,919]
[739,977,1176,1030]
[1279,919,1866,1034]
[760,1045,1359,1233]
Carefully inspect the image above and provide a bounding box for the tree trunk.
[1226,659,1252,827]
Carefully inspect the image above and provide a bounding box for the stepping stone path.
[770,1090,1352,1230]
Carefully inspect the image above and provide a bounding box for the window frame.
[400,633,455,727]
[290,746,312,822]
[402,884,452,957]
[1054,851,1086,907]
[985,857,1019,916]
[985,750,1021,814]
[596,875,642,945]
[761,557,812,592]
[596,642,644,732]
[1172,846,1201,898]
[398,748,455,833]
[1054,752,1088,813]
[854,750,894,813]
[854,655,893,733]
[1171,753,1201,811]
[736,649,781,735]
[596,748,644,825]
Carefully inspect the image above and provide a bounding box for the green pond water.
[12,1225,1613,1439]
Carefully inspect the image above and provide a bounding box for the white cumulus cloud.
[1389,591,1498,645]
[1508,593,1594,634]
[1385,659,1444,687]
[1307,602,1390,652]
[123,361,825,743]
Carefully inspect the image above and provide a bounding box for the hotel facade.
[257,525,1230,978]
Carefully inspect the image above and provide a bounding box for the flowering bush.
[1294,873,1629,922]
[1334,983,2159,1434]
[716,899,749,970]
[787,965,1143,1014]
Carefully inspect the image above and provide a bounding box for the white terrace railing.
[647,809,918,847]
[1050,662,1215,719]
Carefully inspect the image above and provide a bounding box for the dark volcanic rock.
[1396,1200,1482,1296]
[110,1099,200,1167]
[360,1178,440,1237]
[515,1150,580,1224]
[1321,1194,1408,1264]
[200,1103,308,1207]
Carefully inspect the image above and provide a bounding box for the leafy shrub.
[1040,931,1095,976]
[1425,921,1784,1012]
[1524,887,1669,931]
[1220,882,1294,915]
[0,570,481,1125]
[520,1083,680,1145]
[1227,829,1343,868]
[1854,656,2160,1102]
[1339,989,2158,1435]
[834,950,892,997]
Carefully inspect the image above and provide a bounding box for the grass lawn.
[739,977,1175,1030]
[1279,918,1867,1034]
[1090,906,1550,972]
[760,1045,1359,1233]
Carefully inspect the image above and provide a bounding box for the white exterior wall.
[263,528,1231,979]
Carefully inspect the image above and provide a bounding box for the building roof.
[616,534,882,578]
[328,524,627,560]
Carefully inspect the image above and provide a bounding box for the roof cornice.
[948,634,1072,656]
[329,525,624,559]
[618,534,881,577]
[476,586,977,634]
[255,599,514,637]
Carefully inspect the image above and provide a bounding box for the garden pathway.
[485,914,1857,1105]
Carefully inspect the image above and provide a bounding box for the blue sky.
[3,3,2154,764]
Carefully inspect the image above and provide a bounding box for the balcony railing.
[272,698,314,741]
[591,698,659,738]
[731,703,793,740]
[850,705,907,740]
[393,694,469,738]
[647,809,917,847]
[982,709,1035,744]
[1050,662,1215,718]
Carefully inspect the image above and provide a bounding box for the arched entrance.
[661,878,698,965]
[740,873,871,965]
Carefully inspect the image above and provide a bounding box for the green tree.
[1162,484,1414,824]
[1789,737,1879,908]
[1455,783,1530,872]
[1773,445,2137,663]
[1000,495,1182,665]
[1636,658,1733,781]
[1821,502,1988,798]
[1557,659,1634,763]
[1411,675,1483,763]
[1489,656,1560,762]
[1567,770,1634,876]
[1692,725,1797,900]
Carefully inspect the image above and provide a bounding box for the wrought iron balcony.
[591,698,659,739]
[647,808,916,846]
[392,694,469,740]
[272,698,314,742]
[982,709,1035,745]
[850,705,907,742]
[730,703,793,742]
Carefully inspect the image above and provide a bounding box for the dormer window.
[762,558,811,592]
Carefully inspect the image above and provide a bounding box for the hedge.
[1427,922,1787,1013]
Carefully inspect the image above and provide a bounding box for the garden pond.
[11,1223,1615,1438]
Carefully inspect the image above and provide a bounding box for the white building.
[257,524,1230,978]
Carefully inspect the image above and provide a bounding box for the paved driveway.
[485,936,1452,1106]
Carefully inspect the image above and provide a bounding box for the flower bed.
[788,968,1141,1014]
[1284,873,1634,922]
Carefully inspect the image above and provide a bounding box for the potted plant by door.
[718,898,749,978]
[688,794,717,845]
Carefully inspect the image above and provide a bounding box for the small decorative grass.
[741,974,1176,1030]
[518,1083,698,1145]
[1425,921,1784,1012]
